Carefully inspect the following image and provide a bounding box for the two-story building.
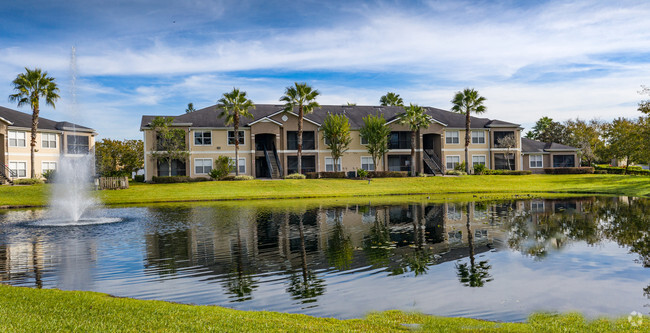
[0,106,96,183]
[140,104,578,180]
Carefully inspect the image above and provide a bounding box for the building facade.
[140,104,578,180]
[0,106,96,183]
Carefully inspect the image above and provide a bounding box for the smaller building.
[520,138,580,173]
[0,106,96,182]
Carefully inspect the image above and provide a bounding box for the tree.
[95,139,142,176]
[527,117,571,144]
[150,117,189,177]
[397,104,431,176]
[360,114,391,171]
[603,117,643,173]
[639,85,650,115]
[321,113,352,172]
[525,116,553,139]
[497,134,516,170]
[218,88,255,176]
[451,88,487,174]
[379,92,404,106]
[564,118,605,166]
[280,83,320,174]
[9,68,60,178]
[185,103,196,113]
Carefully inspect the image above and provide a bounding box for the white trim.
[229,157,246,174]
[471,154,487,167]
[40,132,58,149]
[8,130,27,148]
[490,148,521,152]
[143,131,149,180]
[0,116,13,125]
[247,117,283,127]
[192,130,213,146]
[8,160,28,178]
[6,152,61,157]
[545,149,579,152]
[41,161,57,173]
[264,109,322,126]
[471,130,486,144]
[442,148,492,152]
[445,155,461,170]
[193,157,213,175]
[324,157,341,172]
[529,154,543,168]
[360,156,375,171]
[445,130,460,144]
[227,130,246,146]
[386,115,447,127]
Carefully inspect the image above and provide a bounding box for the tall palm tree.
[9,68,60,179]
[451,88,487,174]
[280,83,320,174]
[218,88,255,176]
[397,104,431,176]
[379,92,404,106]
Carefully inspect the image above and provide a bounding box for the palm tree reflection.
[455,203,493,287]
[286,213,325,303]
[224,228,257,302]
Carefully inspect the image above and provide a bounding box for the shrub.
[14,178,44,185]
[42,170,56,183]
[543,167,594,174]
[594,170,607,174]
[133,175,145,182]
[454,161,466,172]
[304,172,319,179]
[367,171,408,178]
[473,164,487,175]
[151,176,194,183]
[483,169,532,175]
[320,172,346,179]
[209,156,233,180]
[285,173,306,179]
[231,175,254,181]
[445,170,467,176]
[104,170,130,177]
[357,169,369,178]
[595,164,650,176]
[417,172,428,177]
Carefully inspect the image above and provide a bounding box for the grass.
[0,285,645,332]
[1,174,649,208]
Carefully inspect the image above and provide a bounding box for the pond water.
[0,196,648,322]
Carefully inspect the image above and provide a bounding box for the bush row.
[482,169,532,175]
[595,165,650,176]
[151,176,209,183]
[543,167,594,174]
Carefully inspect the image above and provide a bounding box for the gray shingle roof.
[141,104,521,130]
[521,137,578,153]
[0,106,94,132]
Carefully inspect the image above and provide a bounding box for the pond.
[0,196,648,322]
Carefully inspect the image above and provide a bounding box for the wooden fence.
[97,176,129,190]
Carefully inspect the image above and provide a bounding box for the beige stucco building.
[140,104,578,180]
[0,106,96,183]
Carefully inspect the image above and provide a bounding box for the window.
[388,132,411,149]
[361,157,375,171]
[475,229,488,239]
[9,162,26,178]
[227,131,245,145]
[493,131,515,147]
[448,231,462,243]
[494,153,515,170]
[324,157,341,172]
[287,131,315,150]
[194,158,212,174]
[531,201,544,212]
[472,155,486,167]
[446,155,460,170]
[553,155,575,168]
[67,135,89,154]
[287,156,316,174]
[325,209,344,223]
[42,162,56,173]
[471,131,485,144]
[229,158,246,174]
[445,131,459,144]
[529,155,543,168]
[8,131,26,147]
[157,159,186,177]
[194,131,211,145]
[360,134,368,145]
[387,155,410,172]
[447,204,462,220]
[41,133,57,148]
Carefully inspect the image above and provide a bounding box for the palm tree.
[397,104,431,176]
[379,92,404,106]
[280,83,320,174]
[218,88,255,176]
[451,88,487,174]
[9,68,60,179]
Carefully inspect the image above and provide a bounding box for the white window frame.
[194,158,212,175]
[324,157,341,172]
[529,155,543,168]
[41,133,57,149]
[360,134,368,145]
[446,155,460,170]
[9,161,27,178]
[229,157,246,174]
[471,131,485,144]
[193,131,212,146]
[8,131,26,147]
[445,131,459,144]
[472,155,486,167]
[447,204,462,220]
[360,156,375,171]
[227,130,245,146]
[41,161,57,173]
[531,201,545,212]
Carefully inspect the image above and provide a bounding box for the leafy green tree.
[379,92,404,106]
[9,68,60,178]
[639,85,650,115]
[360,114,391,171]
[185,103,196,113]
[497,134,517,170]
[150,117,189,177]
[604,117,643,173]
[527,117,571,144]
[280,83,320,174]
[525,116,553,139]
[209,156,233,180]
[398,104,431,176]
[451,88,487,173]
[564,118,605,166]
[321,113,352,172]
[95,139,124,176]
[218,88,255,176]
[121,139,144,175]
[326,218,354,270]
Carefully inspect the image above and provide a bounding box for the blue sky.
[1,0,649,139]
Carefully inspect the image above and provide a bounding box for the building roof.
[521,137,579,153]
[0,106,95,133]
[140,104,521,130]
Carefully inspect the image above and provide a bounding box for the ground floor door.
[387,155,411,172]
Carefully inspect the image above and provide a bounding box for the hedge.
[482,169,532,175]
[151,176,210,183]
[595,165,650,176]
[367,171,408,178]
[319,172,346,179]
[543,167,594,174]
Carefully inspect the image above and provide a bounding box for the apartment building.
[140,104,578,180]
[0,106,96,182]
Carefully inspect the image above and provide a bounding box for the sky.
[1,0,649,140]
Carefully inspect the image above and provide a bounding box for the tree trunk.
[410,131,416,176]
[167,157,172,177]
[466,202,475,268]
[30,103,40,179]
[297,105,303,174]
[465,111,471,174]
[234,119,240,176]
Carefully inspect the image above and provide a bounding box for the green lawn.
[0,285,644,332]
[1,174,649,208]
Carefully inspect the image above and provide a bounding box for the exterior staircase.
[263,142,283,179]
[423,149,444,175]
[1,165,15,185]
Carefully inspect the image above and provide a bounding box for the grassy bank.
[1,174,649,207]
[0,285,643,332]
